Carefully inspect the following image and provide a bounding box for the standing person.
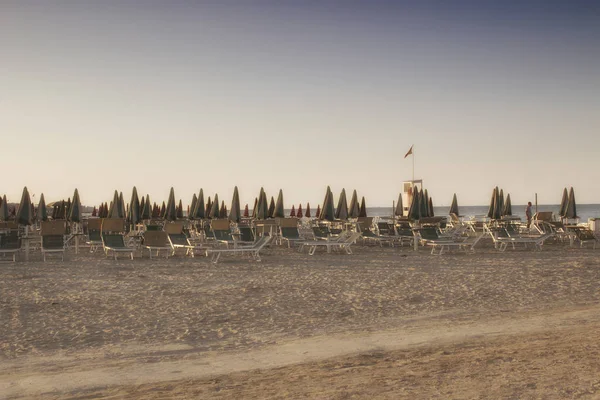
[526,202,533,228]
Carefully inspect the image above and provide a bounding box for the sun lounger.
[356,217,395,247]
[567,226,598,249]
[300,231,361,256]
[484,224,553,251]
[0,222,21,262]
[416,227,483,255]
[210,219,236,247]
[143,230,172,258]
[165,222,204,256]
[86,218,103,253]
[236,224,255,244]
[41,220,67,262]
[394,222,415,247]
[311,225,332,240]
[206,236,272,264]
[278,218,304,247]
[101,218,134,260]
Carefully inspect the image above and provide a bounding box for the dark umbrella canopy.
[141,195,151,220]
[422,189,430,218]
[268,196,276,219]
[1,195,9,221]
[487,187,496,219]
[229,186,241,223]
[209,194,220,219]
[315,204,321,218]
[290,205,296,217]
[68,188,82,223]
[449,193,459,216]
[348,190,360,218]
[394,192,403,217]
[176,199,184,219]
[243,204,249,218]
[297,204,303,218]
[108,190,120,218]
[164,188,177,221]
[219,201,227,218]
[251,197,258,218]
[205,197,212,218]
[139,195,145,217]
[319,186,335,222]
[503,193,512,216]
[273,189,285,218]
[37,193,48,222]
[128,187,140,225]
[358,196,367,217]
[119,192,125,219]
[335,188,348,220]
[498,189,505,218]
[192,189,205,219]
[189,193,198,220]
[428,197,434,217]
[257,190,269,220]
[565,187,578,219]
[16,187,33,226]
[407,187,421,221]
[305,203,311,218]
[559,188,569,217]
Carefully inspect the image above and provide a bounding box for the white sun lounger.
[300,231,361,256]
[206,236,272,263]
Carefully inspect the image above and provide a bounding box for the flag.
[404,145,413,158]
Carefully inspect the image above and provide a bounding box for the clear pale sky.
[2,1,599,208]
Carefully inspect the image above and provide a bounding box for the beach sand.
[1,241,600,399]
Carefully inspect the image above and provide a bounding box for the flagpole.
[412,145,415,183]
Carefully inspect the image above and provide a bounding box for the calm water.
[364,204,600,222]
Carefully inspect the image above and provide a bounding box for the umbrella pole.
[75,222,79,255]
[25,226,29,261]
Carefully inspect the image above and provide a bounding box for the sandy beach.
[2,242,600,399]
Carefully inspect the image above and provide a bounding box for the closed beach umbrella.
[37,193,48,222]
[449,193,459,216]
[290,205,296,217]
[164,187,177,221]
[256,190,269,220]
[117,192,125,219]
[16,187,33,226]
[428,197,434,217]
[92,206,97,217]
[419,189,428,218]
[503,193,512,216]
[243,204,249,218]
[305,203,311,218]
[160,201,166,218]
[559,188,569,217]
[68,188,82,223]
[65,197,72,220]
[358,196,367,218]
[487,187,497,219]
[315,204,321,218]
[319,186,335,222]
[128,187,140,225]
[335,188,349,220]
[229,186,241,223]
[219,201,227,218]
[205,197,212,218]
[273,189,285,218]
[348,190,360,218]
[177,199,184,219]
[139,196,145,217]
[297,204,303,218]
[407,187,421,221]
[189,193,198,220]
[141,195,151,220]
[193,189,206,219]
[108,190,120,218]
[394,192,403,217]
[209,194,220,219]
[268,196,276,218]
[498,189,505,218]
[251,197,258,218]
[565,187,578,219]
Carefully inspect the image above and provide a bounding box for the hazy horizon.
[2,1,599,208]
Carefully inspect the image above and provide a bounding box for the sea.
[362,204,600,222]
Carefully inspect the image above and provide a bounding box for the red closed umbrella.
[315,204,321,218]
[297,204,303,218]
[243,204,249,217]
[290,205,295,217]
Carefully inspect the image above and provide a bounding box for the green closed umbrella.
[407,187,421,221]
[358,196,367,218]
[16,187,33,226]
[335,188,348,220]
[209,194,220,219]
[503,193,512,216]
[37,193,48,222]
[128,187,140,225]
[487,187,498,219]
[65,197,72,220]
[219,201,227,218]
[449,193,459,216]
[256,189,269,220]
[176,199,184,219]
[422,189,430,218]
[267,196,276,219]
[394,192,403,217]
[565,187,578,219]
[273,189,285,219]
[348,190,360,218]
[428,197,434,217]
[498,189,505,219]
[251,197,258,218]
[319,186,335,222]
[229,186,241,223]
[68,188,82,223]
[559,188,569,217]
[205,197,212,219]
[193,189,206,219]
[164,187,177,221]
[160,201,166,218]
[0,195,9,221]
[108,190,120,218]
[189,193,198,220]
[141,195,151,220]
[139,195,145,218]
[119,192,126,219]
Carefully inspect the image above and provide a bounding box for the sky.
[1,0,599,208]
